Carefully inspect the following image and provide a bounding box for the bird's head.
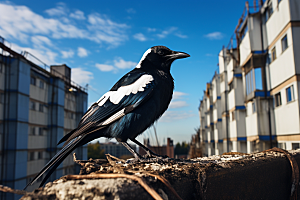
[137,46,190,71]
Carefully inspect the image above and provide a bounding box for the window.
[271,47,276,62]
[278,142,286,149]
[0,93,4,104]
[245,68,262,95]
[286,85,294,103]
[0,63,3,73]
[39,80,44,89]
[30,101,36,110]
[292,143,300,150]
[38,151,43,159]
[68,112,75,119]
[268,2,273,17]
[38,127,43,135]
[246,70,253,95]
[229,82,234,92]
[39,104,44,112]
[264,2,273,22]
[220,73,224,82]
[278,0,282,4]
[30,126,35,135]
[274,92,282,107]
[254,68,263,90]
[28,152,35,161]
[281,35,288,53]
[252,101,256,113]
[30,77,36,86]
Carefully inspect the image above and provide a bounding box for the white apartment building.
[0,38,88,199]
[199,0,300,156]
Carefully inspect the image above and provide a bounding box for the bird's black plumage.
[24,46,189,190]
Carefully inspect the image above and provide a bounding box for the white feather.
[136,48,152,69]
[102,108,126,125]
[97,74,154,106]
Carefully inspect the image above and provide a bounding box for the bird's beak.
[167,51,190,60]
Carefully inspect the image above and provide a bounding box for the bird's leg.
[130,138,168,159]
[121,141,143,161]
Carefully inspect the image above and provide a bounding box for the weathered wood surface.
[20,149,300,200]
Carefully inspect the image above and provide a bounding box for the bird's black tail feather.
[24,135,85,190]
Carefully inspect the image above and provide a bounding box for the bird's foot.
[143,151,169,159]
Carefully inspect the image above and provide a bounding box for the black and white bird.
[25,45,189,189]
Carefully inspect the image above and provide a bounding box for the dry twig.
[0,185,27,195]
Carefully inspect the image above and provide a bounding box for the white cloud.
[0,3,129,47]
[169,91,188,109]
[45,4,67,16]
[31,35,53,47]
[70,10,85,20]
[71,68,94,86]
[147,28,156,32]
[173,91,188,100]
[87,13,129,47]
[95,57,137,72]
[204,32,224,40]
[169,101,188,109]
[61,49,74,58]
[114,57,137,69]
[126,8,136,14]
[77,47,88,57]
[159,110,194,122]
[10,43,57,65]
[175,33,188,39]
[157,27,178,39]
[133,33,147,41]
[95,63,115,72]
[156,27,187,39]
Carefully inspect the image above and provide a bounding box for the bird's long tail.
[24,135,86,190]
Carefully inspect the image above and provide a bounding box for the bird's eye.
[158,50,164,55]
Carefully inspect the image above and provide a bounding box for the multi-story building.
[199,0,300,156]
[0,37,88,199]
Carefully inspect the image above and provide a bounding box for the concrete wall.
[292,27,300,75]
[269,27,294,88]
[289,0,300,20]
[266,0,291,46]
[249,14,263,52]
[227,59,234,83]
[240,32,251,66]
[274,81,300,135]
[236,110,246,138]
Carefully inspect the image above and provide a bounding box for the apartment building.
[199,0,300,156]
[0,38,88,199]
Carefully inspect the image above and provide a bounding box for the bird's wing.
[58,70,155,146]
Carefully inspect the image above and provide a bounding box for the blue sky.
[0,0,250,145]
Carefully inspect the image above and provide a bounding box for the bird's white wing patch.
[136,48,151,69]
[97,74,154,106]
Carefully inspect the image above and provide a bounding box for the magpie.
[24,45,189,189]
